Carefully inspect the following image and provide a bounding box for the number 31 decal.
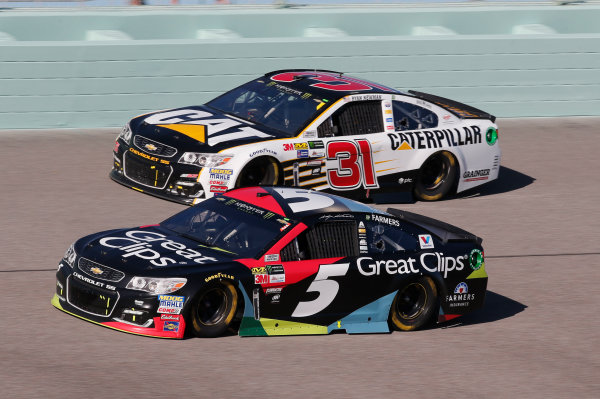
[292,263,350,318]
[327,140,379,190]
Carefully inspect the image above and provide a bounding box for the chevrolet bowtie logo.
[90,267,103,275]
[144,143,158,151]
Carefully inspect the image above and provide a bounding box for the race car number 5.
[292,263,350,318]
[327,140,379,190]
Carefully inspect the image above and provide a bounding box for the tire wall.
[1,4,599,129]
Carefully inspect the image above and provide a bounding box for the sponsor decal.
[144,109,273,146]
[469,249,484,270]
[283,143,295,151]
[265,287,282,294]
[267,264,285,284]
[386,118,393,123]
[160,314,179,321]
[443,114,452,121]
[72,272,116,290]
[419,234,434,249]
[208,168,232,181]
[297,149,309,158]
[294,143,309,150]
[264,254,280,262]
[383,101,392,108]
[398,177,413,184]
[304,130,317,139]
[90,267,103,275]
[308,141,324,149]
[254,274,269,284]
[128,147,170,164]
[210,185,228,193]
[270,294,281,304]
[251,267,266,275]
[463,169,490,182]
[204,272,234,282]
[180,173,199,179]
[358,221,368,254]
[209,180,227,185]
[113,141,120,153]
[157,295,185,314]
[388,125,482,151]
[486,127,498,145]
[144,143,157,151]
[446,282,475,307]
[310,149,325,157]
[357,252,467,278]
[385,110,393,114]
[249,148,277,158]
[372,214,400,227]
[163,321,180,332]
[99,230,218,267]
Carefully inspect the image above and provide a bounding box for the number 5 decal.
[292,263,350,318]
[327,139,379,190]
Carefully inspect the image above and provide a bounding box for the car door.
[255,218,361,326]
[315,99,388,195]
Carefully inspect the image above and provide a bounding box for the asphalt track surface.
[1,118,598,398]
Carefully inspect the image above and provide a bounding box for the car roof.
[223,186,389,219]
[263,69,403,100]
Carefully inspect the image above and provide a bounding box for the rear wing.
[386,208,483,245]
[408,90,496,123]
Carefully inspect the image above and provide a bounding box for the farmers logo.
[454,282,468,294]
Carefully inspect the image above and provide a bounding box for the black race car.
[52,187,487,338]
[111,69,500,205]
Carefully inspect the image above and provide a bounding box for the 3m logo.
[254,274,269,284]
[419,234,434,249]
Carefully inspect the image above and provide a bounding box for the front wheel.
[389,276,438,331]
[414,151,457,201]
[189,281,238,338]
[235,157,280,188]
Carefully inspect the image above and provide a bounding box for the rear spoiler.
[408,90,496,123]
[386,208,483,245]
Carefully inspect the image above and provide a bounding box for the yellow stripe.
[51,294,177,339]
[376,167,398,173]
[158,124,206,143]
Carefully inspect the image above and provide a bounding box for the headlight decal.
[178,152,232,167]
[126,277,187,295]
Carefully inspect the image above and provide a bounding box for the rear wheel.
[189,281,238,338]
[389,276,438,331]
[414,151,457,201]
[236,157,280,187]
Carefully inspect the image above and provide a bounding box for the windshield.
[207,79,327,136]
[160,196,293,258]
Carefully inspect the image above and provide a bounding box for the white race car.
[111,69,500,204]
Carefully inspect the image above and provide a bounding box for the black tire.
[389,276,438,331]
[235,157,280,187]
[414,151,457,201]
[189,281,238,338]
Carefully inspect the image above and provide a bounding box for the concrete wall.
[1,5,599,129]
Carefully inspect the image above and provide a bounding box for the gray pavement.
[1,118,599,398]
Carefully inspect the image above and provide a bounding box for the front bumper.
[53,267,186,339]
[111,141,207,205]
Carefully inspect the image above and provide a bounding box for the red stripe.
[224,187,286,216]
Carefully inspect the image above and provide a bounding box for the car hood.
[74,226,237,275]
[129,105,289,153]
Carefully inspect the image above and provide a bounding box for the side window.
[317,101,383,138]
[281,221,359,261]
[366,220,418,254]
[392,101,438,131]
